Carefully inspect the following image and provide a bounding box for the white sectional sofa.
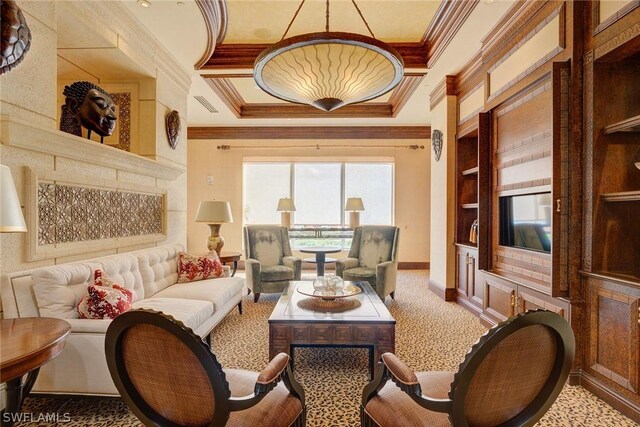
[0,244,244,396]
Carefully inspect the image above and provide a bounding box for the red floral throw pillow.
[177,252,224,283]
[77,270,135,319]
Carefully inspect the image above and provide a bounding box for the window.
[243,161,394,227]
[243,163,290,224]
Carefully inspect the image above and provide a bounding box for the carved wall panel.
[37,182,162,246]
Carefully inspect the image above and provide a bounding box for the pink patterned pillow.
[77,270,135,319]
[177,252,224,283]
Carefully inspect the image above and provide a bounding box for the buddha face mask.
[79,88,117,137]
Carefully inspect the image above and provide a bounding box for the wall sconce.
[345,197,365,229]
[277,198,296,228]
[195,201,233,254]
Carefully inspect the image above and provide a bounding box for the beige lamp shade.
[195,201,233,224]
[277,198,296,212]
[0,164,27,233]
[345,198,365,212]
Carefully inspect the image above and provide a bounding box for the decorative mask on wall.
[432,129,443,161]
[0,0,32,75]
[60,81,117,144]
[165,110,181,150]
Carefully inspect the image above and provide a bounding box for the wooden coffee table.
[268,281,395,378]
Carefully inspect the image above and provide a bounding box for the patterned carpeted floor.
[18,271,638,426]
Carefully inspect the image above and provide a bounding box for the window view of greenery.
[243,161,394,249]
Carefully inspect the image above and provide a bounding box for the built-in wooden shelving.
[601,190,640,202]
[462,166,479,176]
[603,114,640,134]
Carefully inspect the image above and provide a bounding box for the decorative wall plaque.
[165,110,181,150]
[432,129,443,161]
[37,182,163,246]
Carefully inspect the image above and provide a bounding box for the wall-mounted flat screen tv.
[499,192,552,253]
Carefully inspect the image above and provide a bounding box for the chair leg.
[247,288,251,295]
[253,293,260,303]
[237,301,243,314]
[390,291,395,300]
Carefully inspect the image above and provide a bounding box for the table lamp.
[345,197,365,229]
[195,201,233,255]
[277,198,296,228]
[1,164,27,233]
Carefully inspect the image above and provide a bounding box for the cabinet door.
[456,249,469,298]
[518,286,569,321]
[586,277,640,396]
[467,253,484,310]
[483,276,516,323]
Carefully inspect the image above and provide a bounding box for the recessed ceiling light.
[137,0,151,8]
[177,1,185,5]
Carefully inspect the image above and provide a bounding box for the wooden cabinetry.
[455,245,483,315]
[454,113,490,313]
[581,3,640,419]
[482,272,570,325]
[584,274,639,410]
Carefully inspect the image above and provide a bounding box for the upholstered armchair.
[106,309,306,426]
[244,225,302,302]
[336,225,399,300]
[361,310,575,426]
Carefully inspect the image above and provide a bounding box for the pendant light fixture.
[254,0,404,112]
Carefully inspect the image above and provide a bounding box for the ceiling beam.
[188,126,431,140]
[194,0,228,70]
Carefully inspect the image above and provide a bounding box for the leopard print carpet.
[17,271,638,426]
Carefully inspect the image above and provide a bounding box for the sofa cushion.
[262,265,295,282]
[132,298,213,332]
[77,270,135,319]
[177,252,224,283]
[32,262,101,319]
[136,244,183,297]
[153,277,244,313]
[96,253,144,302]
[343,267,376,279]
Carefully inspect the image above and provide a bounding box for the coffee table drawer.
[311,326,332,343]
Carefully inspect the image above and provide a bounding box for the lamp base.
[280,212,292,229]
[207,224,225,255]
[349,212,360,229]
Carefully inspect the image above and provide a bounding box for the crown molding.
[455,51,484,97]
[423,0,480,68]
[194,0,228,70]
[202,75,424,119]
[429,75,456,110]
[187,126,431,140]
[481,0,549,64]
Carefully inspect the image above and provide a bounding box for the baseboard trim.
[579,370,640,422]
[428,279,456,301]
[398,262,429,270]
[455,296,483,317]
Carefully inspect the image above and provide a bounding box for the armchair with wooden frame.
[105,309,306,426]
[361,310,574,426]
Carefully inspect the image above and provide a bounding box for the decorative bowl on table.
[297,281,361,301]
